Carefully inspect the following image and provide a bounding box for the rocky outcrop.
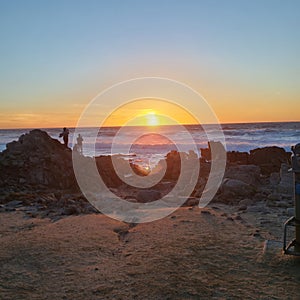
[202,145,290,175]
[249,146,290,175]
[0,129,76,189]
[136,190,162,203]
[95,156,124,188]
[164,150,181,180]
[227,151,249,165]
[216,178,257,205]
[275,163,293,194]
[221,178,256,197]
[0,130,294,212]
[225,165,261,185]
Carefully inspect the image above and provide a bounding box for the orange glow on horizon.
[0,95,299,129]
[101,99,199,127]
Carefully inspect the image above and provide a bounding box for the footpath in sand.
[0,205,299,300]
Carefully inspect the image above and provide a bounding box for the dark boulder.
[225,165,261,185]
[95,155,124,188]
[0,129,76,189]
[249,146,290,175]
[136,190,162,203]
[227,151,249,165]
[164,150,181,180]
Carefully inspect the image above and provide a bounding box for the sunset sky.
[0,0,299,128]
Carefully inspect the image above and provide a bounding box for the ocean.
[0,122,299,168]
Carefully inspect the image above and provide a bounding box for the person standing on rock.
[76,134,83,154]
[59,127,70,148]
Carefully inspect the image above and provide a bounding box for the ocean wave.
[0,122,299,158]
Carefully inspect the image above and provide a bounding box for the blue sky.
[0,0,299,127]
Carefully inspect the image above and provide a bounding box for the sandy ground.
[0,206,299,300]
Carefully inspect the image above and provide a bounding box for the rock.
[200,141,226,162]
[227,151,249,164]
[26,211,39,218]
[238,198,256,211]
[225,165,261,185]
[0,130,76,189]
[5,207,16,212]
[269,172,280,186]
[238,205,247,211]
[267,193,282,201]
[163,150,182,180]
[113,226,129,234]
[5,200,23,208]
[265,200,274,207]
[275,201,289,208]
[113,226,129,241]
[239,198,254,207]
[266,196,287,207]
[62,205,80,215]
[280,163,293,184]
[234,215,243,220]
[136,190,162,203]
[200,148,211,161]
[214,178,257,205]
[249,146,289,175]
[54,192,62,200]
[39,193,57,204]
[246,206,268,213]
[184,197,199,207]
[188,150,198,160]
[19,178,26,184]
[277,163,293,194]
[220,178,256,197]
[191,177,206,198]
[95,155,133,188]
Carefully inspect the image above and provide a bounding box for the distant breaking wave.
[0,122,299,168]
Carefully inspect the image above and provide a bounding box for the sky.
[0,0,299,128]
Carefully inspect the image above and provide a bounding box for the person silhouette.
[59,127,70,148]
[76,134,83,154]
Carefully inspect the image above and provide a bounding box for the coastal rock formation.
[249,146,290,175]
[202,145,290,175]
[0,129,76,189]
[227,151,249,165]
[163,150,208,181]
[0,130,142,191]
[95,156,124,188]
[225,165,261,185]
[275,163,293,194]
[219,178,256,201]
[136,190,162,203]
[0,130,294,212]
[201,146,291,176]
[164,150,181,180]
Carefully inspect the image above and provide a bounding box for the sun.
[145,111,159,126]
[100,99,199,127]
